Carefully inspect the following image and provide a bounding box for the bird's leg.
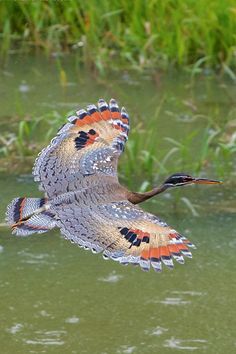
[11,204,51,227]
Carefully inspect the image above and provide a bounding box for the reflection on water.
[18,250,57,265]
[24,330,66,346]
[0,56,235,353]
[7,323,24,334]
[1,175,235,354]
[164,338,208,350]
[65,317,80,324]
[117,345,137,354]
[171,290,206,296]
[144,326,168,336]
[157,297,191,306]
[98,271,124,283]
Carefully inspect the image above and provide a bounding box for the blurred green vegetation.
[0,0,236,71]
[0,106,235,188]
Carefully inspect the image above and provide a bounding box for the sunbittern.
[6,99,221,272]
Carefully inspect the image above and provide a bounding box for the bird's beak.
[192,178,223,185]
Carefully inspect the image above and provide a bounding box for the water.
[0,56,236,353]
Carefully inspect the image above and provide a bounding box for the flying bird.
[6,99,221,272]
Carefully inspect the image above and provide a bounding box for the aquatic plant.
[1,107,234,183]
[0,0,236,71]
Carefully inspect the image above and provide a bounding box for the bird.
[6,99,221,272]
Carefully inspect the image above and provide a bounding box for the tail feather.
[6,197,45,224]
[6,197,56,236]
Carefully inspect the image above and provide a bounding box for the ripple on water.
[17,250,58,265]
[98,271,123,283]
[146,289,206,306]
[164,337,207,350]
[38,310,54,318]
[229,239,236,248]
[171,290,207,297]
[159,297,191,305]
[144,326,168,336]
[18,82,31,93]
[147,296,191,306]
[65,316,80,324]
[116,345,137,354]
[24,330,66,346]
[7,323,24,334]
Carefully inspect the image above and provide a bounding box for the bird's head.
[163,173,222,188]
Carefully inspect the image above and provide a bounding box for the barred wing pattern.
[33,99,130,198]
[52,200,195,272]
[7,98,196,273]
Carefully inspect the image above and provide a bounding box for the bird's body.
[6,99,220,272]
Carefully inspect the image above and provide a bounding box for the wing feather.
[33,99,130,197]
[52,200,195,272]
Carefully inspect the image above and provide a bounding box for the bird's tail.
[6,197,56,236]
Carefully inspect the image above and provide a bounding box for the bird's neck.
[127,184,168,204]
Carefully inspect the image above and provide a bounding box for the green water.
[0,56,235,354]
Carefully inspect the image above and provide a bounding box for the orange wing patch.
[66,99,130,157]
[53,198,195,273]
[68,99,129,145]
[117,226,194,272]
[32,99,130,197]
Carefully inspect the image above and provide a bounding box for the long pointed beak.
[193,178,223,185]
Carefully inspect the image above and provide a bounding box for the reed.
[0,0,236,71]
[0,108,234,183]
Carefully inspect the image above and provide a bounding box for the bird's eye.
[183,176,192,182]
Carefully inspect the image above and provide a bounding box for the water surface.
[0,56,235,354]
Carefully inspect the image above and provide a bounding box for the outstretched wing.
[53,200,195,272]
[33,99,130,197]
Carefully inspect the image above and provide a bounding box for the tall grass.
[0,107,234,184]
[0,0,236,70]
